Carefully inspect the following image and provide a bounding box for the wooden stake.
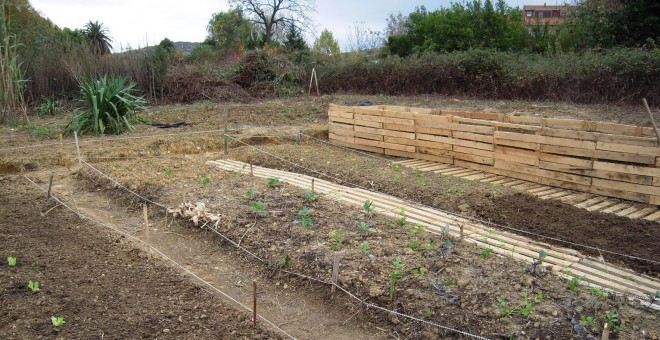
[252,280,257,328]
[73,131,82,166]
[311,178,315,193]
[143,204,151,259]
[297,129,302,145]
[642,98,660,145]
[601,322,609,340]
[460,224,464,240]
[46,175,53,199]
[250,162,253,176]
[223,108,229,155]
[331,252,339,296]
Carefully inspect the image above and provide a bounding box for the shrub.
[64,75,147,135]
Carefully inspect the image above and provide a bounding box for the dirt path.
[21,169,389,340]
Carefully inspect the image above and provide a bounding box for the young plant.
[391,208,407,228]
[567,274,585,291]
[605,311,625,333]
[198,175,211,184]
[408,240,419,250]
[357,222,376,233]
[266,177,281,187]
[414,169,427,187]
[7,256,17,266]
[412,266,428,276]
[328,229,345,251]
[298,206,311,217]
[588,287,608,298]
[245,188,256,199]
[579,315,596,327]
[295,216,314,230]
[389,258,404,303]
[279,255,292,268]
[303,190,316,202]
[28,280,41,293]
[163,168,174,176]
[480,247,494,258]
[360,241,369,256]
[358,199,374,218]
[497,298,512,317]
[37,98,60,116]
[51,316,66,327]
[525,249,548,275]
[250,201,267,216]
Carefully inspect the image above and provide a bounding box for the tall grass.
[0,6,27,123]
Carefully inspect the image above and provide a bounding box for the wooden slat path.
[395,159,660,223]
[210,159,660,300]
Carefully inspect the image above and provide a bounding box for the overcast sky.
[30,0,538,52]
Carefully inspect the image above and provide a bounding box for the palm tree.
[82,21,113,55]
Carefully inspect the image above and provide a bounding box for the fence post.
[73,131,82,166]
[253,280,258,328]
[223,108,228,155]
[143,204,151,260]
[331,252,339,296]
[46,175,54,199]
[297,129,302,145]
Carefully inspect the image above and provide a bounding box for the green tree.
[313,29,341,62]
[207,7,253,52]
[148,38,176,98]
[82,21,113,55]
[284,24,307,51]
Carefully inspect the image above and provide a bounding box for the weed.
[423,242,436,250]
[425,308,434,318]
[198,175,211,184]
[163,168,174,176]
[360,241,369,256]
[497,298,512,317]
[303,190,316,202]
[250,201,267,216]
[444,278,456,287]
[279,255,292,268]
[28,280,41,293]
[37,98,60,116]
[408,240,419,250]
[17,123,62,138]
[357,221,376,233]
[480,247,493,258]
[414,169,427,186]
[7,257,16,266]
[389,258,404,302]
[298,206,311,217]
[266,177,281,187]
[588,287,608,298]
[567,274,585,291]
[412,266,428,276]
[388,162,401,180]
[245,188,256,199]
[328,229,345,251]
[498,292,542,318]
[51,316,66,327]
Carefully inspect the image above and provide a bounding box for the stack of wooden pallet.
[328,104,660,205]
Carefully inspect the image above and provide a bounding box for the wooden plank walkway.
[394,159,660,223]
[210,159,660,300]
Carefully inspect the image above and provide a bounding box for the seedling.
[298,206,312,217]
[391,208,407,228]
[279,255,292,268]
[480,247,493,258]
[389,258,404,303]
[360,241,369,256]
[525,249,548,275]
[588,287,608,298]
[408,240,419,250]
[423,242,436,250]
[414,169,427,186]
[295,216,314,230]
[497,292,542,318]
[28,280,41,293]
[605,311,625,333]
[359,199,374,218]
[250,201,267,216]
[51,316,65,327]
[412,266,427,276]
[388,162,401,180]
[245,188,256,199]
[198,175,211,184]
[266,177,281,187]
[444,278,456,287]
[579,315,596,326]
[567,274,585,291]
[328,229,345,251]
[357,222,376,233]
[163,168,174,176]
[7,256,17,266]
[303,190,316,202]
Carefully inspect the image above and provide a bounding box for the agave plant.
[64,76,147,135]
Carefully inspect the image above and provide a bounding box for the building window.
[526,10,533,17]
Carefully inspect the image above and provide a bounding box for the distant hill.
[123,41,199,56]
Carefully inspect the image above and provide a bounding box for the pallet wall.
[328,104,660,205]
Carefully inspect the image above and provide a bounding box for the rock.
[163,329,170,333]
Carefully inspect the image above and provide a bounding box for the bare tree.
[228,0,316,46]
[346,21,383,53]
[386,12,408,37]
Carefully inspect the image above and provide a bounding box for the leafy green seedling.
[361,200,374,214]
[360,241,369,256]
[389,258,404,302]
[163,168,174,176]
[357,222,376,233]
[391,208,407,228]
[408,240,419,250]
[328,229,345,251]
[567,274,585,291]
[298,206,312,217]
[444,278,456,286]
[303,190,316,202]
[198,176,211,184]
[588,287,608,298]
[7,256,17,266]
[423,242,436,250]
[279,255,292,268]
[295,216,314,230]
[480,247,493,258]
[605,311,625,333]
[250,201,267,216]
[412,266,427,276]
[245,188,256,199]
[266,177,281,187]
[497,298,511,317]
[28,280,41,293]
[579,315,596,326]
[51,316,65,327]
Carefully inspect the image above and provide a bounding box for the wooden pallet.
[210,159,660,301]
[395,159,660,223]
